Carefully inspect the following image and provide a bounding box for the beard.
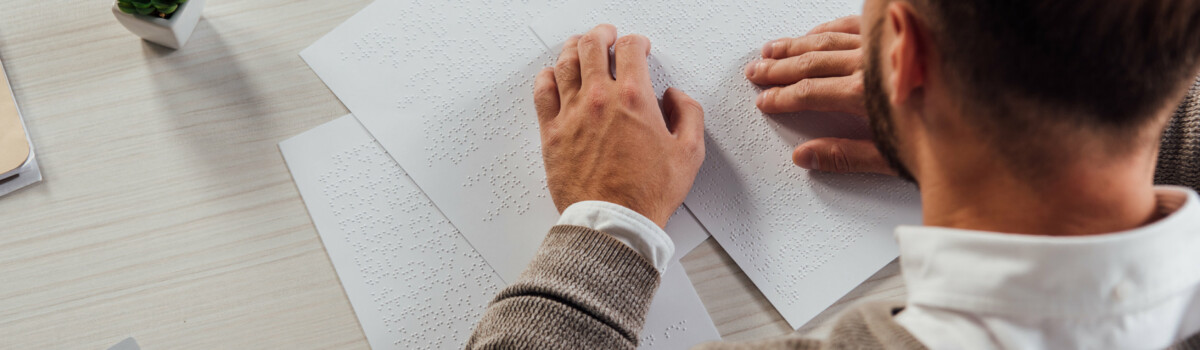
[864,22,917,184]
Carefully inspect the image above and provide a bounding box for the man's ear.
[885,2,927,105]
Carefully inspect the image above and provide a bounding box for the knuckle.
[793,53,816,74]
[534,84,556,103]
[791,81,813,102]
[555,54,577,70]
[559,39,577,53]
[578,33,599,48]
[615,35,638,48]
[829,144,851,172]
[813,32,837,50]
[585,89,609,111]
[616,83,645,105]
[562,36,579,50]
[555,65,578,82]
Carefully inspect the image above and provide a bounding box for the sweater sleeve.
[466,225,661,349]
[1156,74,1200,191]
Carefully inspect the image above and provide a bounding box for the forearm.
[466,225,661,349]
[1156,74,1200,191]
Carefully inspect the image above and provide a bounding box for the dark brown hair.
[918,0,1200,140]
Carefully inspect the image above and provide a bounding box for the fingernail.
[756,90,770,107]
[796,147,818,170]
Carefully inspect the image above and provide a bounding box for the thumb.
[793,138,897,175]
[663,87,705,145]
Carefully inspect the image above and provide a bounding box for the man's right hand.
[535,25,705,229]
[746,16,896,176]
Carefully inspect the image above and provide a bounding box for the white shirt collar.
[896,186,1200,318]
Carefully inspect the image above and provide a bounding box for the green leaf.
[132,1,152,9]
[156,3,178,14]
[117,2,136,13]
[130,0,151,4]
[135,6,154,15]
[150,0,171,7]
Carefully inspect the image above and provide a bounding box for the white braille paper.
[280,115,720,349]
[299,0,713,284]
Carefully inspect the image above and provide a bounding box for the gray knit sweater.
[466,77,1200,349]
[1157,76,1200,190]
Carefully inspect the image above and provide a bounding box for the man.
[468,0,1200,348]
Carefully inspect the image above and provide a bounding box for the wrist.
[556,200,676,272]
[553,193,672,228]
[599,200,671,229]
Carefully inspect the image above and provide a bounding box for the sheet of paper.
[642,260,721,349]
[531,0,921,328]
[281,115,504,350]
[280,115,719,349]
[106,337,139,350]
[300,0,709,283]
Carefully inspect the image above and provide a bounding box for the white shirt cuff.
[556,200,675,273]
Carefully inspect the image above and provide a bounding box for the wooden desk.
[0,1,904,348]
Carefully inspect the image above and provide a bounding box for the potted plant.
[112,0,205,49]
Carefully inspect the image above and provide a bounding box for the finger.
[555,35,583,101]
[793,138,897,175]
[747,50,861,85]
[806,15,861,35]
[755,74,866,115]
[762,32,861,59]
[534,67,560,126]
[663,88,705,144]
[614,34,654,91]
[578,24,618,85]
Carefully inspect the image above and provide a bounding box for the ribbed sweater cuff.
[497,225,661,343]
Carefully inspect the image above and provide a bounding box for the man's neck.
[918,151,1161,236]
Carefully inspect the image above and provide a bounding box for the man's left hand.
[747,16,897,176]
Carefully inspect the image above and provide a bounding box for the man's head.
[861,0,1200,185]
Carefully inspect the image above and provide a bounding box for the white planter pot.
[112,0,206,49]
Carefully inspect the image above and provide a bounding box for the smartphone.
[0,58,32,184]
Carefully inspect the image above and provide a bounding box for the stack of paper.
[281,0,920,348]
[281,116,718,349]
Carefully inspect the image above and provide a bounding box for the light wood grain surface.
[0,1,904,348]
